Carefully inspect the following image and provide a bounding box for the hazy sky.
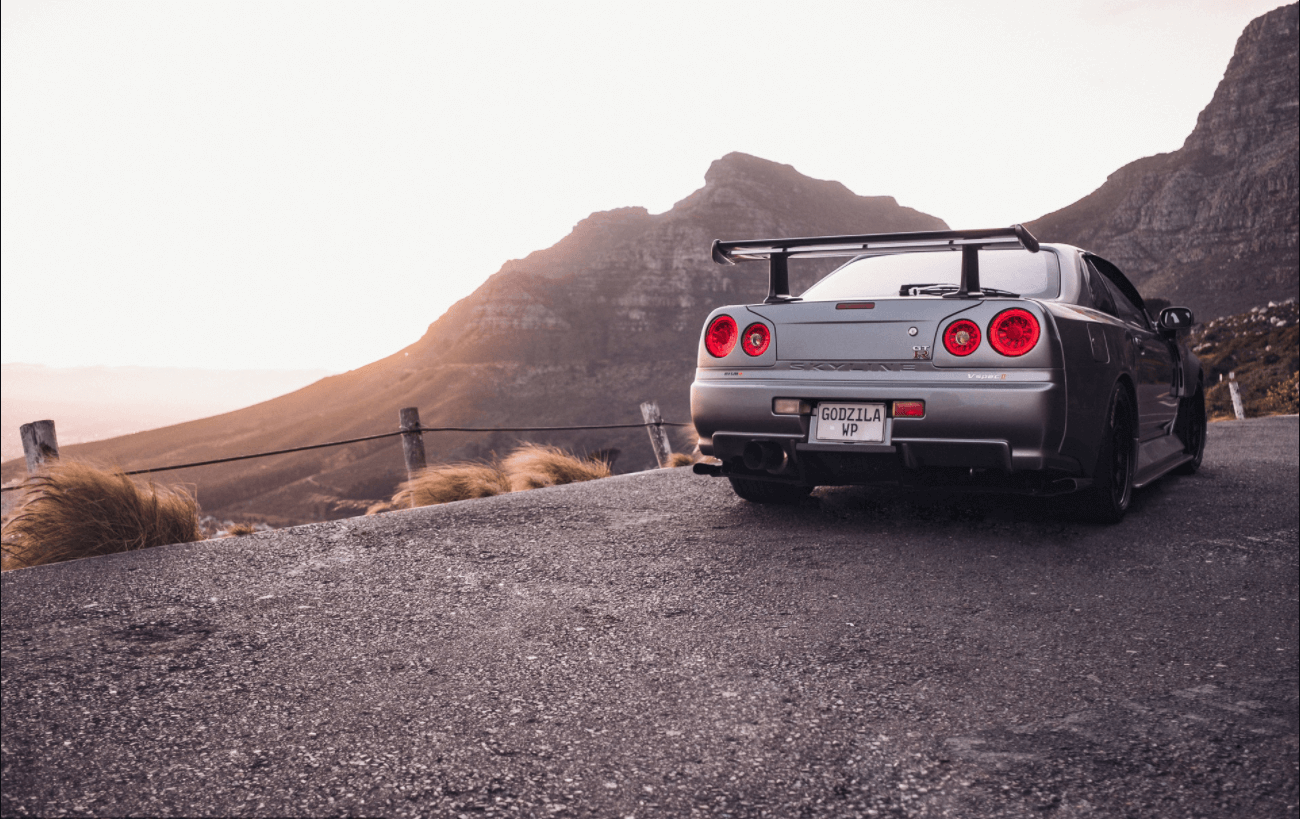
[1,0,1284,372]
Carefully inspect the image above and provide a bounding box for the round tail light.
[943,319,981,356]
[988,308,1041,356]
[741,322,770,356]
[705,315,738,357]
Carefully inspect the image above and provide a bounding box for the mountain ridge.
[1026,2,1298,318]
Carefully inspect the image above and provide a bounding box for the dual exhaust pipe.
[689,439,793,477]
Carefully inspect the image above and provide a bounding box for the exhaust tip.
[743,441,789,473]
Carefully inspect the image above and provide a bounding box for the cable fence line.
[417,422,690,433]
[4,406,693,493]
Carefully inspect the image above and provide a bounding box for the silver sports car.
[690,226,1205,522]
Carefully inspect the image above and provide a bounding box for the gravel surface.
[3,416,1297,818]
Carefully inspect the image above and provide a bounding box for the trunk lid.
[749,298,974,361]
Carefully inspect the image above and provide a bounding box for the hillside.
[1,154,945,524]
[1027,2,1298,319]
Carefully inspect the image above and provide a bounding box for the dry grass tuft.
[368,443,615,514]
[502,443,611,491]
[389,462,512,509]
[225,522,256,537]
[667,452,698,468]
[1,461,200,570]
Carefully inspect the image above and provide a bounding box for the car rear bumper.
[691,374,1077,484]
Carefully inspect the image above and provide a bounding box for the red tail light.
[988,308,1040,356]
[705,315,738,357]
[943,319,981,356]
[741,322,770,356]
[893,400,925,418]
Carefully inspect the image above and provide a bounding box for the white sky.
[1,0,1285,371]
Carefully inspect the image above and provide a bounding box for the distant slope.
[1027,3,1298,319]
[1,154,945,524]
[1,365,331,462]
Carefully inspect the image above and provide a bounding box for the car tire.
[1172,386,1206,475]
[1076,385,1136,524]
[728,477,813,505]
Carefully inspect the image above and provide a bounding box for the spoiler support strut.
[766,254,791,303]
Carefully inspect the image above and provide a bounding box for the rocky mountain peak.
[686,152,896,222]
[1027,2,1298,320]
[1183,3,1298,157]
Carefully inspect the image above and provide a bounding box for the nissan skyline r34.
[689,226,1205,522]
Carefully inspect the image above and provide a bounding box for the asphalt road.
[2,416,1297,818]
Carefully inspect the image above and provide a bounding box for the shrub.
[667,452,698,467]
[1259,371,1299,415]
[501,443,611,491]
[385,462,512,510]
[1,461,200,570]
[225,522,256,537]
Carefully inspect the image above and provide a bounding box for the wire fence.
[2,417,692,492]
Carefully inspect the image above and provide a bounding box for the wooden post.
[640,401,673,469]
[20,420,59,475]
[399,407,426,479]
[1228,374,1246,420]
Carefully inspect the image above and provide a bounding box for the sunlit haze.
[1,0,1285,372]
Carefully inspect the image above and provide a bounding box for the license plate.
[813,402,886,443]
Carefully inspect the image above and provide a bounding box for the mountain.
[1,154,945,524]
[1027,3,1299,320]
[0,365,331,462]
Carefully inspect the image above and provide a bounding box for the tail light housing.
[943,319,981,356]
[988,308,1040,356]
[892,400,925,418]
[741,322,770,356]
[705,315,738,357]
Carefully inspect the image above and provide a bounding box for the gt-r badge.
[912,346,931,360]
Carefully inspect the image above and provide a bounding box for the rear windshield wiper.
[899,283,1020,297]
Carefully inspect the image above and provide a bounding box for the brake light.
[705,315,738,357]
[988,308,1040,356]
[893,400,925,418]
[943,319,981,356]
[741,322,770,356]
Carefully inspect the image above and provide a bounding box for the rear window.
[799,247,1061,301]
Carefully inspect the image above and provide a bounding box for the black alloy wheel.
[1077,385,1136,523]
[728,477,814,505]
[1173,387,1207,475]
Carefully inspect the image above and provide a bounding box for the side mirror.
[1158,306,1194,333]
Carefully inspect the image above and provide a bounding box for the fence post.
[399,407,427,479]
[20,420,59,476]
[1228,372,1246,420]
[639,401,673,469]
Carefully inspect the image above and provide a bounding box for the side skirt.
[1133,433,1195,489]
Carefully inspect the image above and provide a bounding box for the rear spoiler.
[711,225,1041,303]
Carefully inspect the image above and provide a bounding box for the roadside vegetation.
[1,461,201,571]
[369,443,610,513]
[1189,299,1298,419]
[370,462,513,514]
[370,437,706,513]
[503,443,612,490]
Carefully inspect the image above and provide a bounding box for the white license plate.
[813,402,886,443]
